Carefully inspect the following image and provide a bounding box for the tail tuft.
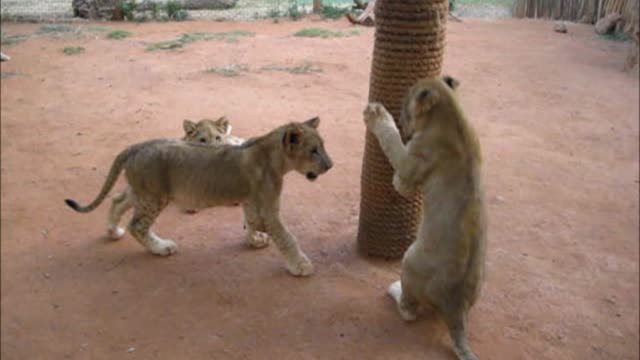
[65,199,80,211]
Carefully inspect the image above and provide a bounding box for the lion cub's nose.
[324,158,333,171]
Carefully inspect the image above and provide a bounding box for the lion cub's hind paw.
[247,231,270,249]
[387,280,418,322]
[107,226,126,240]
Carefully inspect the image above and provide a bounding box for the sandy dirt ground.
[1,17,638,360]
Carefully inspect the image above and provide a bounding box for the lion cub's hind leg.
[127,198,177,256]
[107,189,134,240]
[242,204,271,249]
[388,280,419,322]
[442,308,479,360]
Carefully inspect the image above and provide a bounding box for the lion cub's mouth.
[306,172,318,181]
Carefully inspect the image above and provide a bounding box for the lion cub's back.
[123,140,251,205]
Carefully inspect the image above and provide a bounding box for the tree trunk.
[580,0,597,23]
[357,0,447,258]
[526,0,536,17]
[313,0,322,12]
[622,0,639,34]
[597,0,604,19]
[514,0,527,17]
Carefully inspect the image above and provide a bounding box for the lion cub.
[363,75,486,360]
[65,117,332,277]
[183,116,245,146]
[110,116,244,218]
[181,116,245,213]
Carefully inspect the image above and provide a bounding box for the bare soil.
[1,18,638,360]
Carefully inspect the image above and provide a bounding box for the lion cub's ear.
[304,116,320,129]
[442,75,460,90]
[413,88,441,114]
[216,116,232,135]
[283,126,303,152]
[183,119,196,136]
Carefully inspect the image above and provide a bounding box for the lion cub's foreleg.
[266,218,314,276]
[127,198,177,256]
[245,204,311,276]
[363,103,423,196]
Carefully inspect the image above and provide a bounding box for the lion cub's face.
[282,117,333,181]
[183,117,233,145]
[399,75,460,140]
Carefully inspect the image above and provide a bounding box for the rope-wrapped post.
[357,0,448,258]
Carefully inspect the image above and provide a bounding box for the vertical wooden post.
[357,0,448,258]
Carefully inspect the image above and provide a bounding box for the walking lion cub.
[65,117,332,276]
[363,75,487,360]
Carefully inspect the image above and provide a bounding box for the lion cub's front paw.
[363,102,393,130]
[247,231,270,249]
[393,174,418,198]
[286,254,314,277]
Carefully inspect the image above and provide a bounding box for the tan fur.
[363,75,486,360]
[181,116,245,214]
[65,117,332,277]
[183,116,245,146]
[110,117,244,220]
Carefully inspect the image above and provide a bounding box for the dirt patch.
[1,18,638,360]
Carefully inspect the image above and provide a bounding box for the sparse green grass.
[86,26,112,33]
[0,31,29,46]
[261,62,322,74]
[1,71,20,79]
[2,26,114,46]
[63,46,85,55]
[38,25,112,35]
[38,24,79,34]
[293,28,359,38]
[205,64,250,77]
[321,5,351,19]
[146,30,254,51]
[600,32,632,42]
[107,30,133,40]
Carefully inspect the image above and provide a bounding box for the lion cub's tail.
[65,149,131,213]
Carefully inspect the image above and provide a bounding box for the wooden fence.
[513,0,639,34]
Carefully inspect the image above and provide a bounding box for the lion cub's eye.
[311,147,318,155]
[215,136,221,141]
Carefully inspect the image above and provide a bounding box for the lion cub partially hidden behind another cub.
[363,75,486,360]
[183,116,245,146]
[65,117,332,276]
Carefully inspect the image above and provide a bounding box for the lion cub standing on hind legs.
[65,117,332,276]
[363,75,487,360]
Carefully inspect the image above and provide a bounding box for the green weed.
[321,5,350,19]
[205,64,249,77]
[293,28,359,38]
[146,30,254,51]
[261,62,322,74]
[38,24,78,34]
[63,46,85,55]
[107,30,132,39]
